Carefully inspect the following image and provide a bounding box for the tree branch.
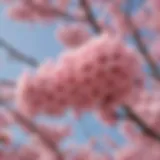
[125,18,160,81]
[80,0,160,142]
[80,0,101,33]
[124,106,160,141]
[122,0,160,141]
[0,38,39,67]
[0,6,87,68]
[2,0,160,145]
[0,103,64,160]
[124,0,160,81]
[0,79,16,87]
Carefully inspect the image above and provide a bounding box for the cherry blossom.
[0,0,160,160]
[16,33,143,118]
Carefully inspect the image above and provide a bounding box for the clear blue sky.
[0,4,125,150]
[0,5,63,79]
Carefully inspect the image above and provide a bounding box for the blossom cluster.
[16,34,143,120]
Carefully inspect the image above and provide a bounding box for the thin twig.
[0,38,39,67]
[0,79,16,87]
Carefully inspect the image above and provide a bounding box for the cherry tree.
[0,0,160,159]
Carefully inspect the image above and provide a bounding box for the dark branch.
[124,0,160,81]
[0,38,39,67]
[80,0,101,33]
[124,106,160,141]
[81,0,160,142]
[126,20,160,81]
[0,79,16,87]
[122,0,160,142]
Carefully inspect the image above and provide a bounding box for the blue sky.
[0,4,126,151]
[0,5,64,79]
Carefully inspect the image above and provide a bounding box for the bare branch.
[0,38,39,67]
[0,79,16,87]
[80,0,101,33]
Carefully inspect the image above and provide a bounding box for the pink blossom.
[0,109,14,127]
[0,85,15,103]
[1,0,160,159]
[7,0,57,22]
[0,131,11,145]
[16,34,143,119]
[56,24,91,48]
[7,4,34,21]
[115,143,160,160]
